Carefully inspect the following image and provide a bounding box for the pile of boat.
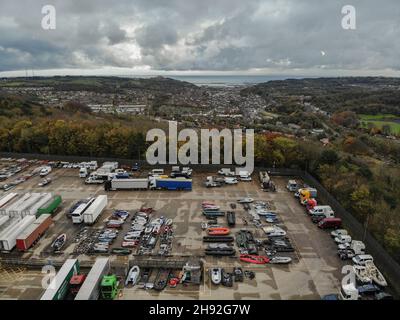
[209,267,255,287]
[107,210,130,228]
[202,202,225,218]
[353,257,387,287]
[125,265,194,291]
[263,237,295,253]
[205,243,235,256]
[201,201,237,256]
[236,229,258,254]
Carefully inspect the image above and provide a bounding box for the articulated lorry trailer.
[0,215,35,251]
[8,193,42,218]
[3,193,31,216]
[150,177,192,190]
[83,195,108,225]
[37,195,62,216]
[105,177,192,191]
[16,214,52,251]
[75,258,110,300]
[0,193,18,214]
[41,259,80,300]
[22,193,53,217]
[105,178,148,191]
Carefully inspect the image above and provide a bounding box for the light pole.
[363,211,371,242]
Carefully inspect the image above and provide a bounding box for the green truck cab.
[100,275,118,300]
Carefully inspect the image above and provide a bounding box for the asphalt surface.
[0,163,346,300]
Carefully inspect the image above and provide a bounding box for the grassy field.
[359,114,400,135]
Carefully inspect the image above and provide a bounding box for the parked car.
[352,254,374,266]
[224,177,238,185]
[358,284,381,296]
[334,234,352,244]
[318,218,342,229]
[331,229,348,238]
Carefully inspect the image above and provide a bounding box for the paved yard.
[0,165,345,300]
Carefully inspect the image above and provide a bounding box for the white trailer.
[41,259,80,300]
[75,258,110,300]
[83,195,107,225]
[0,217,19,234]
[22,193,53,217]
[9,193,42,217]
[4,193,31,216]
[0,216,9,228]
[102,162,118,170]
[72,198,95,224]
[0,193,19,213]
[110,178,148,190]
[0,215,35,251]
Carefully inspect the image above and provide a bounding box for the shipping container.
[83,195,107,225]
[41,259,80,300]
[75,258,110,300]
[0,215,35,251]
[37,195,62,216]
[16,214,52,251]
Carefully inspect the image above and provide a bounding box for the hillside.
[242,77,400,115]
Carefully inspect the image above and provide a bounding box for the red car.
[318,218,342,229]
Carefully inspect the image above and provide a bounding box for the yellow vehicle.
[299,188,317,204]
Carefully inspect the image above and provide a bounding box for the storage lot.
[0,161,346,300]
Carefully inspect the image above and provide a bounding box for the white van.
[79,167,88,178]
[39,166,52,177]
[352,254,374,266]
[224,177,238,185]
[309,205,334,217]
[335,234,352,244]
[149,168,164,176]
[286,180,298,192]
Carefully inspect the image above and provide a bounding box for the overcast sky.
[0,0,399,77]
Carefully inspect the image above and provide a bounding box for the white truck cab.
[79,167,88,178]
[286,180,298,192]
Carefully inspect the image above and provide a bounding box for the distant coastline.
[128,75,306,87]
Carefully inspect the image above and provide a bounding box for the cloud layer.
[0,0,399,75]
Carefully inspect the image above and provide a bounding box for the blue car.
[322,294,338,300]
[358,284,381,295]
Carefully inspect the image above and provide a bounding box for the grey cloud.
[0,0,399,73]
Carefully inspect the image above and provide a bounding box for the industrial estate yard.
[0,158,348,300]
